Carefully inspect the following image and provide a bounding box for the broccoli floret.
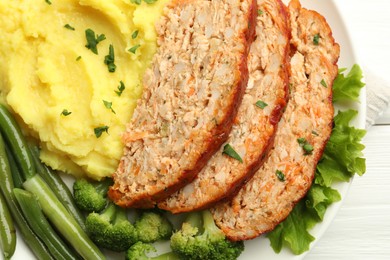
[170,210,244,260]
[126,241,179,260]
[135,211,173,243]
[73,177,113,212]
[85,202,137,252]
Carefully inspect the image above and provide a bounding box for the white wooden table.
[306,1,390,259]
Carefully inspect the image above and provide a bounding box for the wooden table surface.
[306,1,390,259]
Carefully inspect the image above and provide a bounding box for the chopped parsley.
[313,33,320,45]
[297,138,314,155]
[60,109,72,116]
[275,170,285,181]
[222,144,243,163]
[311,130,319,136]
[94,126,109,138]
[297,138,306,145]
[85,29,106,54]
[131,0,157,4]
[103,100,116,114]
[45,0,52,5]
[104,44,116,72]
[128,44,141,54]
[257,10,264,16]
[64,24,75,31]
[255,100,268,109]
[132,30,139,39]
[115,81,126,96]
[76,56,82,61]
[320,79,328,88]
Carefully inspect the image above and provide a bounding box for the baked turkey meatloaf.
[211,0,340,241]
[158,0,290,214]
[109,0,257,208]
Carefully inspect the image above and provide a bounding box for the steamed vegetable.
[0,121,52,260]
[84,202,173,252]
[0,104,105,260]
[134,211,173,243]
[85,202,137,252]
[170,210,244,260]
[73,177,113,213]
[126,242,179,260]
[0,189,15,260]
[13,188,79,260]
[30,144,86,231]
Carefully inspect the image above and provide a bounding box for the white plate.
[10,0,365,259]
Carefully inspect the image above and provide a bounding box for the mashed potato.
[0,0,168,180]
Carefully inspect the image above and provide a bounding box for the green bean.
[29,144,86,231]
[0,105,104,259]
[23,175,105,260]
[0,190,15,260]
[0,104,35,180]
[0,133,53,260]
[5,144,24,189]
[13,188,81,260]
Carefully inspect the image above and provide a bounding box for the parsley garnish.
[115,81,126,96]
[76,56,82,61]
[297,138,314,155]
[276,170,285,181]
[311,130,319,136]
[85,29,106,54]
[45,0,52,5]
[222,144,243,163]
[104,44,116,72]
[64,24,75,31]
[60,109,72,116]
[128,44,141,54]
[132,30,139,39]
[255,100,268,109]
[103,100,116,114]
[257,10,264,15]
[94,126,109,138]
[320,79,327,88]
[131,0,157,4]
[313,34,320,45]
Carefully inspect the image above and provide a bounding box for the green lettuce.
[267,65,366,254]
[333,64,365,103]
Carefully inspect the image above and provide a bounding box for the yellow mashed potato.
[0,0,168,180]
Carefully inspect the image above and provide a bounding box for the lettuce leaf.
[267,65,366,254]
[332,64,365,103]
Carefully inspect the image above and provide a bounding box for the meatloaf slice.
[211,0,340,241]
[158,0,290,214]
[108,0,257,208]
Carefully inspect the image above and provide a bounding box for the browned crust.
[108,0,258,208]
[158,0,291,214]
[211,0,340,241]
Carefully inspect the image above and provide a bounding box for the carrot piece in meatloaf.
[158,0,290,214]
[109,0,257,208]
[211,0,340,241]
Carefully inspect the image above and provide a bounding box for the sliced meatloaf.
[158,0,290,214]
[108,0,257,208]
[211,0,340,241]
